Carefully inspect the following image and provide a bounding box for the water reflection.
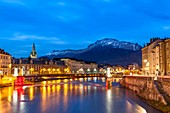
[106,89,112,113]
[0,77,162,113]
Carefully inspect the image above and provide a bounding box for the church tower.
[30,43,37,59]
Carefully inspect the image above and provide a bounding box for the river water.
[0,77,162,113]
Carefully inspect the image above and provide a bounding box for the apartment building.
[0,49,11,75]
[142,38,170,75]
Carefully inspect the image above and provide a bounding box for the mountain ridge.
[44,38,142,66]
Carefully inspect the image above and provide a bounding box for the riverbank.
[121,84,170,113]
[138,93,170,113]
[120,76,170,113]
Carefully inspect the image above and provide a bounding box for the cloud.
[0,0,25,5]
[19,44,40,48]
[57,2,66,6]
[50,41,67,44]
[6,33,59,41]
[3,33,68,45]
[13,50,29,54]
[163,26,170,30]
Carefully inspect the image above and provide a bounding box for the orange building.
[142,38,170,76]
[0,49,11,75]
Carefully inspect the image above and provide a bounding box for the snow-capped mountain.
[88,38,141,51]
[44,38,142,66]
[47,38,142,56]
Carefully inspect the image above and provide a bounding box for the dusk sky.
[0,0,170,58]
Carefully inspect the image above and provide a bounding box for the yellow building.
[0,49,11,76]
[164,39,170,75]
[142,38,170,76]
[12,58,66,75]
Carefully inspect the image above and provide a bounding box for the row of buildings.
[142,38,170,76]
[0,43,99,76]
[0,43,141,76]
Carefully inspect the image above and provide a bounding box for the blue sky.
[0,0,170,58]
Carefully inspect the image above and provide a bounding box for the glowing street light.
[30,68,34,74]
[143,59,147,63]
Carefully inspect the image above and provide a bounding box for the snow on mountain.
[47,38,142,56]
[88,38,141,51]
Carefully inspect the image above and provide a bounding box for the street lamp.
[52,68,55,74]
[64,68,68,74]
[57,68,60,74]
[30,68,34,74]
[48,68,51,74]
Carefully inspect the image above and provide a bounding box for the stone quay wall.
[120,76,167,105]
[162,83,170,97]
[158,76,170,97]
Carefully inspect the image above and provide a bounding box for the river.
[0,77,162,113]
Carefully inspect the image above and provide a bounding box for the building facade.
[12,58,66,75]
[164,39,170,74]
[142,38,170,76]
[0,49,11,75]
[60,58,98,74]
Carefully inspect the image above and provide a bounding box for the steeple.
[32,43,35,51]
[30,43,37,59]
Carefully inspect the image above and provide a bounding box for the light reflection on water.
[0,77,162,113]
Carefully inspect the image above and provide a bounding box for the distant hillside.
[43,38,142,66]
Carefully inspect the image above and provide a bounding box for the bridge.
[14,73,105,85]
[13,73,122,87]
[23,73,105,81]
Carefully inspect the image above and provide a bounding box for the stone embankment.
[162,83,170,97]
[158,76,170,97]
[120,76,170,112]
[120,76,167,105]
